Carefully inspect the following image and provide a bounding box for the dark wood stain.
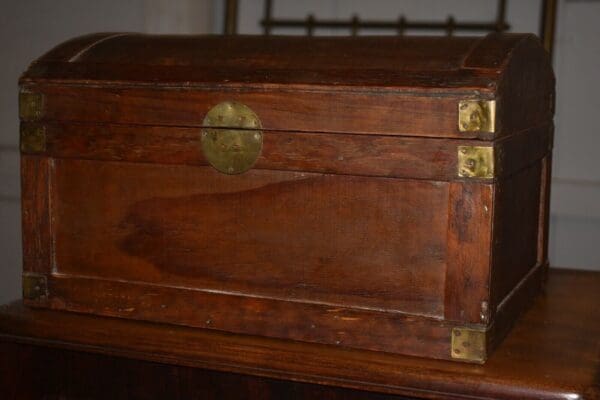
[1,269,598,399]
[0,341,417,400]
[53,159,447,316]
[19,33,555,362]
[20,121,552,180]
[491,163,543,308]
[444,182,493,323]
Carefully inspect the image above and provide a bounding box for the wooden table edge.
[1,268,598,400]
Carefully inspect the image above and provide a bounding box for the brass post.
[224,0,238,35]
[263,0,273,35]
[540,0,558,59]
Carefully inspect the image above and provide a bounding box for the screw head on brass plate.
[201,101,262,175]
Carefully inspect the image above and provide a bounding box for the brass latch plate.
[458,100,496,133]
[457,146,495,179]
[201,101,262,175]
[451,327,487,363]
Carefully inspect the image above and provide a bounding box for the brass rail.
[260,0,509,36]
[224,0,238,34]
[540,0,558,57]
[222,0,557,57]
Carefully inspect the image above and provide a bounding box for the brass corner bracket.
[458,100,496,133]
[451,327,487,363]
[22,274,48,301]
[19,91,44,121]
[20,124,46,153]
[457,146,495,179]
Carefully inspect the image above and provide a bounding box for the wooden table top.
[0,268,598,400]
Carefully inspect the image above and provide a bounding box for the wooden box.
[19,33,554,363]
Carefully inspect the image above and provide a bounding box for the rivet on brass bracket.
[22,274,48,301]
[19,91,45,121]
[451,327,487,363]
[457,146,495,179]
[458,100,496,133]
[20,125,46,153]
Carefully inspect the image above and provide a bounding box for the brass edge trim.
[451,327,487,363]
[457,146,495,179]
[458,99,496,133]
[19,91,44,121]
[22,274,48,301]
[20,124,46,153]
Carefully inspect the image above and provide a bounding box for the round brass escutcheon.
[201,101,262,175]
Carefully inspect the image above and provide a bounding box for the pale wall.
[0,0,214,303]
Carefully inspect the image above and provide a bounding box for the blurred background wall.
[0,0,214,303]
[1,0,599,303]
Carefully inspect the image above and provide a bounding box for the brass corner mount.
[22,274,48,301]
[457,146,495,179]
[451,327,487,363]
[19,91,44,121]
[458,99,496,133]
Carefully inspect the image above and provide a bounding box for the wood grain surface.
[20,33,553,139]
[21,84,482,138]
[21,121,553,180]
[51,160,448,316]
[0,342,417,400]
[1,269,598,400]
[18,32,555,362]
[20,156,52,275]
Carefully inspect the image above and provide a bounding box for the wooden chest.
[19,33,554,363]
